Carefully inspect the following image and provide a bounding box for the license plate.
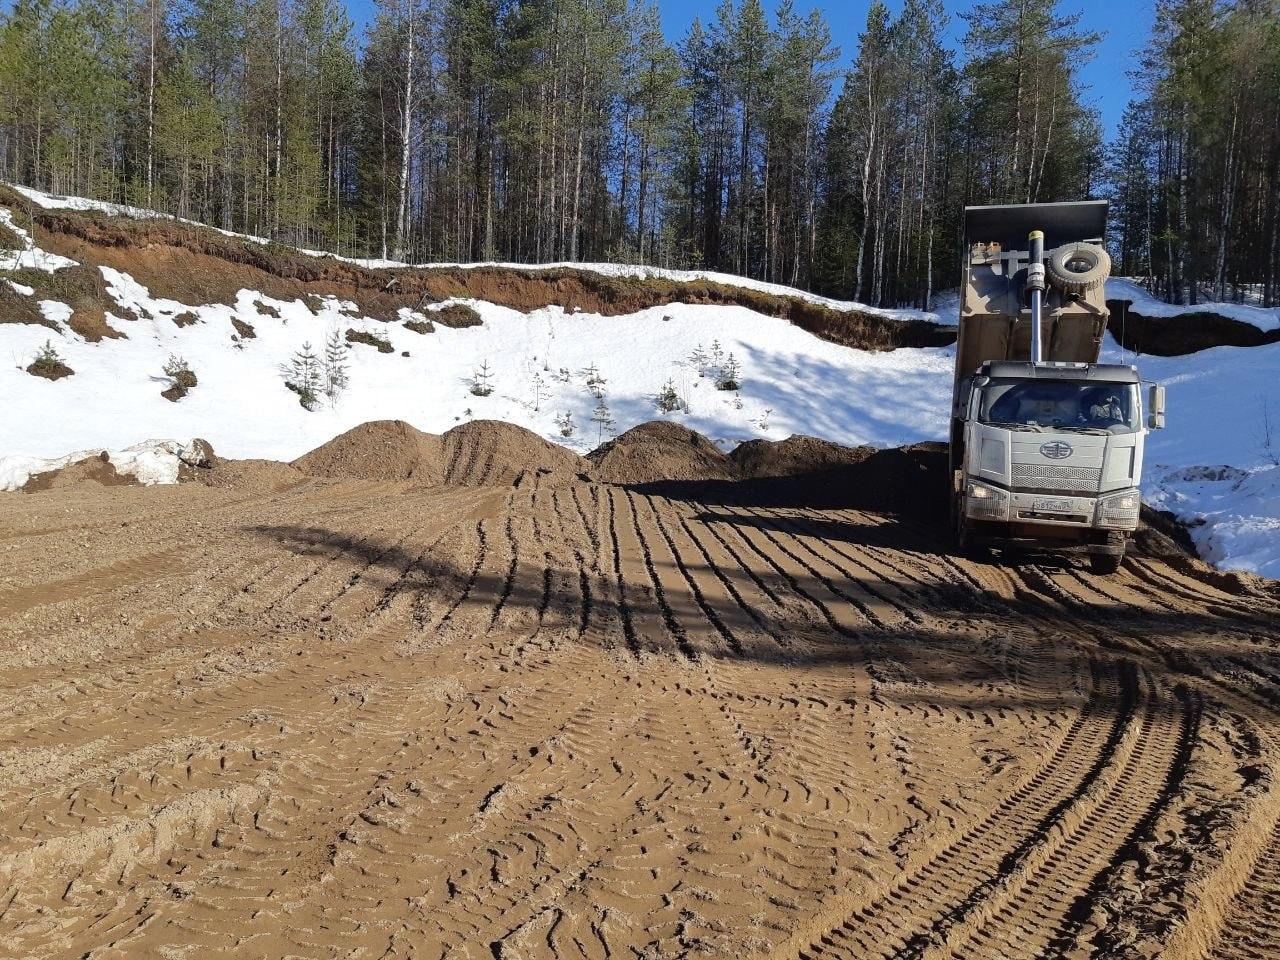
[1032,498,1073,513]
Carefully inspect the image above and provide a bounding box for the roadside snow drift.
[0,439,205,492]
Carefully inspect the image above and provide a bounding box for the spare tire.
[1046,242,1111,295]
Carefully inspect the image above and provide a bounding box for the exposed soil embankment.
[5,193,952,352]
[1107,299,1280,354]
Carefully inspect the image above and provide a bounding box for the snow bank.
[1146,465,1280,579]
[1108,278,1280,333]
[0,439,195,492]
[1100,336,1280,577]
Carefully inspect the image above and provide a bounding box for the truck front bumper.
[963,482,1141,533]
[968,525,1128,556]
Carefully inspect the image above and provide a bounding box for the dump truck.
[950,200,1167,574]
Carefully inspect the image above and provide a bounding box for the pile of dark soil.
[162,367,198,402]
[199,459,306,491]
[730,434,876,479]
[1132,506,1198,559]
[26,358,75,380]
[442,420,583,486]
[346,329,394,353]
[434,303,483,328]
[721,442,949,516]
[291,420,445,483]
[595,427,948,518]
[587,421,738,485]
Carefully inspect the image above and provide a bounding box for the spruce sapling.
[591,398,614,444]
[471,360,495,396]
[716,353,740,391]
[288,341,322,410]
[656,378,685,413]
[323,328,350,401]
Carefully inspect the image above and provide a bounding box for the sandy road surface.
[1,476,1278,959]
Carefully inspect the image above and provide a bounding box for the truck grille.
[1011,463,1102,492]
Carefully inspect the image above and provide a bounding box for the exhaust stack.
[1028,229,1045,364]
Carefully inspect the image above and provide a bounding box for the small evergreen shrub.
[163,354,198,389]
[27,339,74,380]
[656,379,685,413]
[715,353,741,391]
[471,360,495,396]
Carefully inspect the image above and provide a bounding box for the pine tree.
[0,0,1273,307]
[323,326,349,400]
[591,396,614,444]
[288,340,322,409]
[471,359,494,396]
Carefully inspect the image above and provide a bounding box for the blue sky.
[344,0,1148,139]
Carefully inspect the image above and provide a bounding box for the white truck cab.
[950,202,1166,573]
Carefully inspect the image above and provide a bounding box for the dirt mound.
[730,434,876,479]
[292,420,444,483]
[22,452,134,492]
[290,419,582,488]
[712,442,948,514]
[441,420,583,486]
[591,425,946,517]
[587,421,738,485]
[199,458,306,491]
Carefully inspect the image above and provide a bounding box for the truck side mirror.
[1147,384,1166,430]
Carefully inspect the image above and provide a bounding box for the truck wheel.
[1089,550,1124,575]
[1047,242,1111,296]
[953,498,982,558]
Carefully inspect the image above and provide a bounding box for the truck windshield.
[979,379,1139,433]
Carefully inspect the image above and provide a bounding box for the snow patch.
[0,439,199,491]
[0,207,77,272]
[38,301,74,328]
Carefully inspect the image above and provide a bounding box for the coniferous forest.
[1,0,1278,308]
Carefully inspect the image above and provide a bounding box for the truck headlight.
[966,481,1008,520]
[1096,490,1141,528]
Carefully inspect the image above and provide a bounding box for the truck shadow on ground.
[247,492,1277,720]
